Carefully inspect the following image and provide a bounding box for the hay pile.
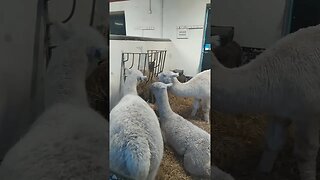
[137,74,157,103]
[86,62,108,119]
[212,111,305,180]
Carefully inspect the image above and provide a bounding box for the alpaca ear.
[139,75,147,81]
[171,73,179,78]
[124,68,129,75]
[142,76,147,81]
[50,21,74,43]
[124,68,130,73]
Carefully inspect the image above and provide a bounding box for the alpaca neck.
[154,90,174,119]
[212,56,272,114]
[45,41,89,108]
[122,78,138,96]
[169,78,195,97]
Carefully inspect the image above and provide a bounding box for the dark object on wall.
[172,69,187,83]
[212,41,243,68]
[211,26,234,46]
[110,11,126,35]
[290,0,320,33]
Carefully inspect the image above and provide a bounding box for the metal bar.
[160,51,167,74]
[137,53,141,71]
[89,0,96,26]
[129,53,135,69]
[62,0,77,23]
[156,51,162,76]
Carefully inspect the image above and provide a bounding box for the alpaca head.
[158,71,179,84]
[50,22,108,76]
[150,82,173,95]
[124,68,147,82]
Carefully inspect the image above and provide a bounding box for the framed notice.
[177,28,189,39]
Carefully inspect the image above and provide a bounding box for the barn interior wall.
[110,0,163,38]
[212,0,287,48]
[110,0,210,76]
[162,0,210,76]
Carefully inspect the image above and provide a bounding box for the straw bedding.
[86,62,108,119]
[212,111,306,180]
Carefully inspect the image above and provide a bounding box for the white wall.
[109,39,173,110]
[212,0,287,48]
[110,0,210,76]
[163,0,210,76]
[110,0,163,38]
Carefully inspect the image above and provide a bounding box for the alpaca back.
[110,94,163,180]
[0,103,108,180]
[169,70,211,98]
[45,45,89,108]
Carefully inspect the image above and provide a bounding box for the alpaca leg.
[191,99,200,117]
[183,151,210,177]
[293,119,319,180]
[258,118,290,173]
[201,99,210,122]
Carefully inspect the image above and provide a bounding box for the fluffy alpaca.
[212,24,320,180]
[151,81,211,178]
[0,22,108,180]
[110,68,163,180]
[158,70,210,122]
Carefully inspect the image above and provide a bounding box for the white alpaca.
[0,22,108,180]
[109,68,164,180]
[212,24,320,180]
[158,70,211,122]
[150,81,211,178]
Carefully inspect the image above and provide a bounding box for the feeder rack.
[120,50,167,83]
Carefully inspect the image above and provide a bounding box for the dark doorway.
[110,11,126,35]
[200,4,212,71]
[290,0,320,33]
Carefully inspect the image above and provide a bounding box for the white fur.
[0,22,108,179]
[150,82,211,178]
[212,24,320,180]
[212,166,234,180]
[158,70,211,122]
[110,69,163,180]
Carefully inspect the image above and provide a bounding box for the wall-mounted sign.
[177,28,189,39]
